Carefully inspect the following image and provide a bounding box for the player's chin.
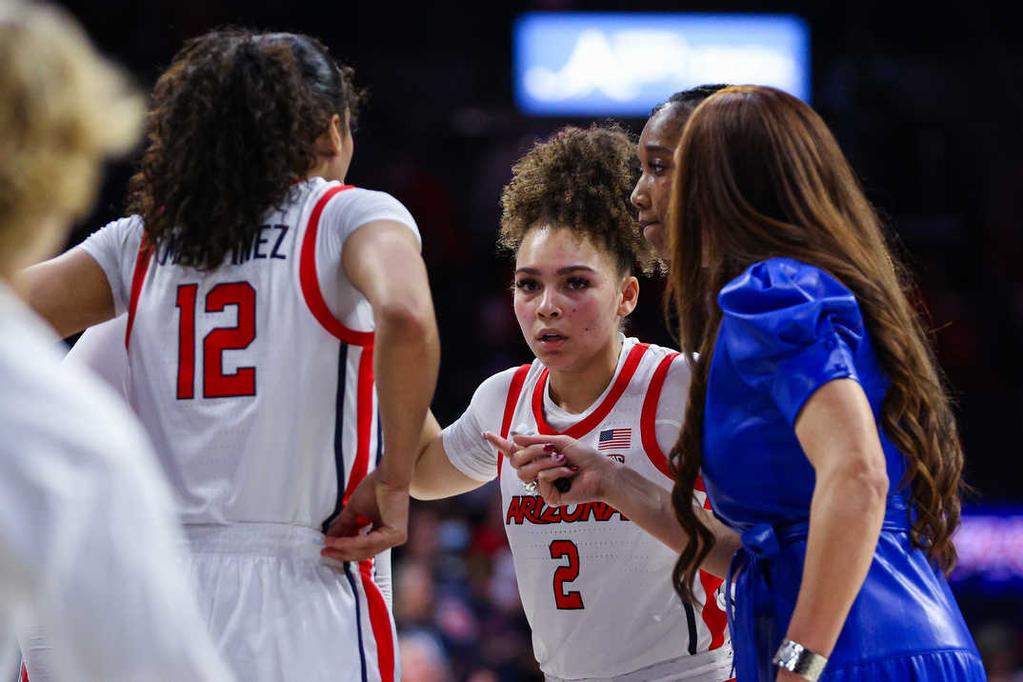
[643,223,668,258]
[533,348,575,372]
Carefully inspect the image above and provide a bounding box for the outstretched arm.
[16,248,115,337]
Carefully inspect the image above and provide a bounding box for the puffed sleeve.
[717,258,865,425]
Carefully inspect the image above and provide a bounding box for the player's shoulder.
[627,337,692,391]
[314,182,419,243]
[628,337,686,372]
[323,184,407,215]
[633,337,681,363]
[84,214,144,246]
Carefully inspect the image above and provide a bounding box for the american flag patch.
[598,428,631,450]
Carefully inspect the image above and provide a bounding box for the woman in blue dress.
[489,85,986,681]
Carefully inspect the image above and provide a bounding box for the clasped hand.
[483,432,616,506]
[320,469,410,562]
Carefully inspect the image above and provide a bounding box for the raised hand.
[483,432,618,507]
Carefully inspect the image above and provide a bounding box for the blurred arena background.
[48,1,1023,679]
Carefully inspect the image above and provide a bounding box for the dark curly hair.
[499,124,652,274]
[127,29,365,270]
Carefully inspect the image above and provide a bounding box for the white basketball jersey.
[79,178,416,532]
[496,340,730,680]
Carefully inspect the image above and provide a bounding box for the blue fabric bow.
[724,503,911,681]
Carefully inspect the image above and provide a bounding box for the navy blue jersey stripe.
[321,342,349,533]
[344,563,369,682]
[684,601,698,655]
[375,412,383,467]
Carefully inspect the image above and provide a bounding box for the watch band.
[772,639,828,681]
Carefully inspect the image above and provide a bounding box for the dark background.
[57,1,1023,679]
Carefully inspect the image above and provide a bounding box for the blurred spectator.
[975,622,1023,682]
[399,631,453,682]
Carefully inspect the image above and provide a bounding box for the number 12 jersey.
[80,177,419,531]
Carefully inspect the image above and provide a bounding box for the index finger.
[483,431,516,455]
[511,433,577,450]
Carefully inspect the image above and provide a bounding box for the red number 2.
[549,540,584,610]
[175,282,256,399]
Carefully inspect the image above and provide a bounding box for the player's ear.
[618,275,639,317]
[327,113,344,155]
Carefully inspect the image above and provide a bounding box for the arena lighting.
[513,12,810,117]
[950,508,1023,593]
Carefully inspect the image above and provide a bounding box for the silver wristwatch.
[772,639,828,681]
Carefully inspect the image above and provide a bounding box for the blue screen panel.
[514,12,810,117]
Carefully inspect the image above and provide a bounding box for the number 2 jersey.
[442,336,732,681]
[79,177,418,531]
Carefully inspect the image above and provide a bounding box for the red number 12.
[175,282,256,399]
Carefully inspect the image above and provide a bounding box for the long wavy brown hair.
[127,29,364,269]
[665,85,966,603]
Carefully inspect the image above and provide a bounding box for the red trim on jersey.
[343,345,375,504]
[639,352,680,480]
[20,662,29,682]
[124,235,154,351]
[496,364,531,479]
[299,184,375,346]
[693,473,728,648]
[699,567,728,650]
[530,343,649,438]
[359,558,396,682]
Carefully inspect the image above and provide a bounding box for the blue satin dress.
[702,258,985,681]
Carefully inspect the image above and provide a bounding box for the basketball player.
[632,85,729,261]
[0,4,232,680]
[18,29,438,682]
[326,126,733,681]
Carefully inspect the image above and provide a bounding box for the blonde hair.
[0,1,142,259]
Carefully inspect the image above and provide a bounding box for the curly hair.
[499,124,652,274]
[0,2,140,250]
[665,86,967,603]
[127,29,365,270]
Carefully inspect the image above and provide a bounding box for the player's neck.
[547,338,622,414]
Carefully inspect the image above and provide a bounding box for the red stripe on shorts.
[359,559,395,682]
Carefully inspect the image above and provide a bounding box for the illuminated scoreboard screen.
[513,12,811,117]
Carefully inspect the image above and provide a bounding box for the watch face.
[774,641,802,669]
[773,640,827,680]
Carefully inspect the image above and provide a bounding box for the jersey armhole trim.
[299,184,375,346]
[125,234,154,351]
[496,364,531,479]
[639,351,679,480]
